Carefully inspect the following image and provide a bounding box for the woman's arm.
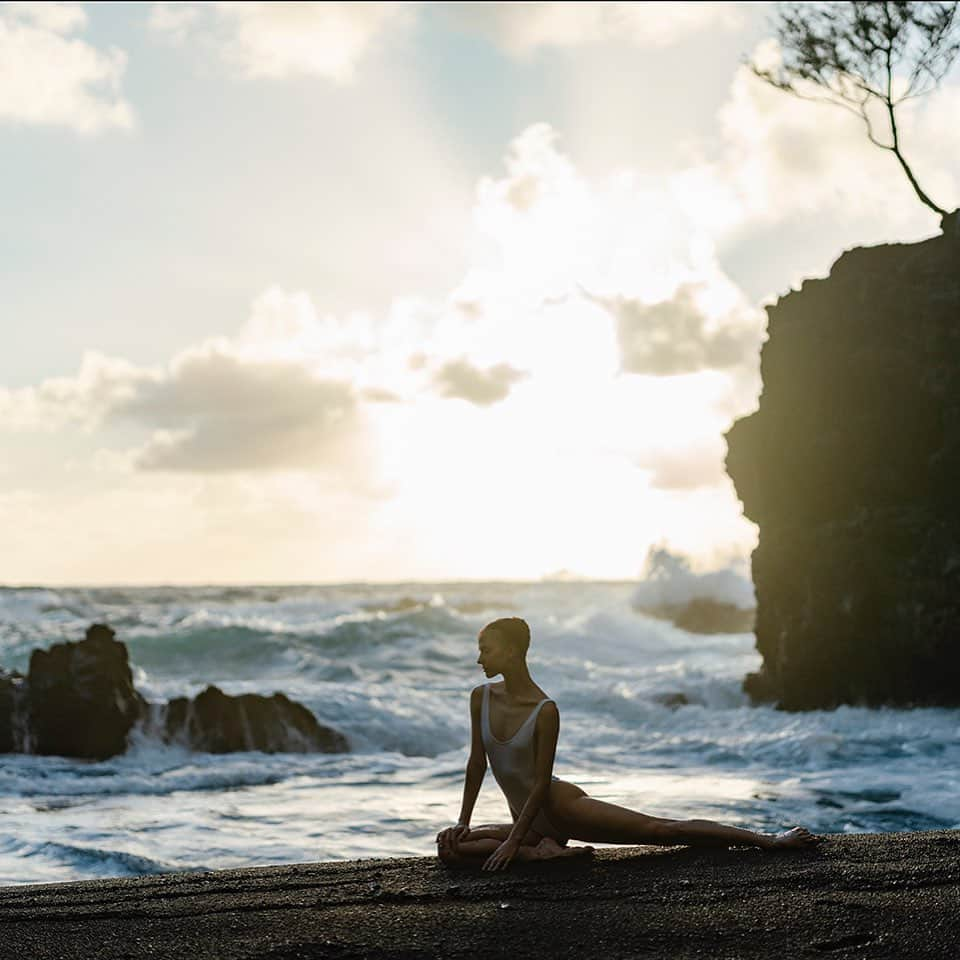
[505,701,559,844]
[456,685,488,826]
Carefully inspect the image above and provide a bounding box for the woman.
[436,617,821,871]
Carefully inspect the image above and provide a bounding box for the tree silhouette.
[750,1,960,218]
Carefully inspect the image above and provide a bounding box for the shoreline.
[2,829,959,958]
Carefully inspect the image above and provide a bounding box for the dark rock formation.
[0,623,350,758]
[361,596,425,613]
[159,685,349,754]
[0,669,28,754]
[652,691,692,708]
[725,210,960,709]
[638,598,755,635]
[27,624,148,760]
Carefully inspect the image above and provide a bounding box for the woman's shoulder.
[486,682,554,703]
[470,682,493,702]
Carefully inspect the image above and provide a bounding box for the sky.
[1,1,957,586]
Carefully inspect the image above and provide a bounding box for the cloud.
[432,359,527,406]
[0,351,143,430]
[0,2,134,133]
[147,2,200,43]
[583,283,763,377]
[5,2,86,32]
[477,122,580,217]
[1,293,370,474]
[2,281,539,476]
[0,112,768,500]
[114,347,359,472]
[2,116,775,581]
[634,433,728,491]
[462,123,767,389]
[471,122,737,307]
[151,1,408,82]
[451,1,742,56]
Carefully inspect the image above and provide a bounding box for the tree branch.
[747,0,958,217]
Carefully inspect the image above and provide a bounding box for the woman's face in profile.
[477,630,506,677]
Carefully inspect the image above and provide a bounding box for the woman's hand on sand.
[482,837,520,872]
[436,823,470,853]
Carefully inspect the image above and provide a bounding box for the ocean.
[1,580,958,886]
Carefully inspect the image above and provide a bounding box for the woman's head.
[476,617,530,676]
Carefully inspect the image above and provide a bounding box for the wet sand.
[2,829,959,958]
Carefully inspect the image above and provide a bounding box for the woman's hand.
[482,837,520,871]
[436,822,470,854]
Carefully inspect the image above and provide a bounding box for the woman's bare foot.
[525,836,596,862]
[438,831,595,867]
[765,826,822,850]
[438,831,472,863]
[437,831,453,862]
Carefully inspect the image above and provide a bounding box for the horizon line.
[0,576,643,590]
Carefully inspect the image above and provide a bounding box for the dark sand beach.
[2,830,959,959]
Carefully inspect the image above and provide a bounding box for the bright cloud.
[0,2,134,133]
[151,1,409,82]
[453,1,743,56]
[0,120,765,581]
[463,122,766,394]
[147,2,200,43]
[634,432,728,492]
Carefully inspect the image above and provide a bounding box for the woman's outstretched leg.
[553,794,820,850]
[655,819,819,850]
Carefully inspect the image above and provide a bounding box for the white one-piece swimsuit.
[481,682,568,845]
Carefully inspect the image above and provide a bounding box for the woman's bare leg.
[438,835,508,861]
[437,827,537,865]
[553,795,820,850]
[437,823,595,865]
[437,835,594,865]
[437,822,531,865]
[460,824,512,843]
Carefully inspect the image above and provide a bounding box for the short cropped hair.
[480,617,530,657]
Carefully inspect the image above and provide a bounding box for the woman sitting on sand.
[437,617,821,872]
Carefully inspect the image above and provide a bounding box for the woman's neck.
[500,664,537,699]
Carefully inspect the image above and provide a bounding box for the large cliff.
[725,211,960,710]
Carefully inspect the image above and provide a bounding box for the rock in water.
[0,623,351,758]
[725,210,960,710]
[638,599,755,635]
[652,692,692,708]
[160,685,350,753]
[27,624,147,759]
[0,670,28,753]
